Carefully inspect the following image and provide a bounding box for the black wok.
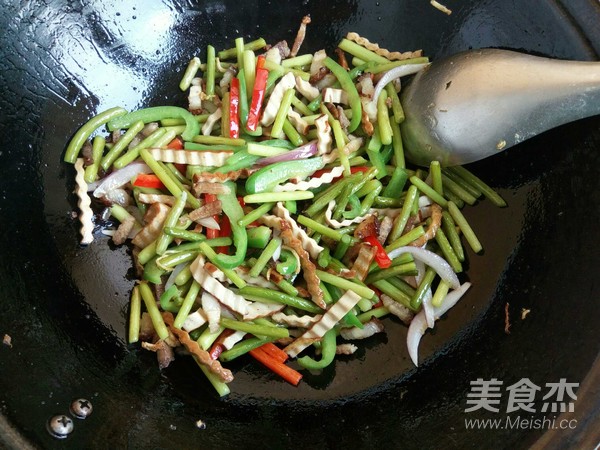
[1,0,599,448]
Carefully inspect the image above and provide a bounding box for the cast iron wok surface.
[1,0,599,448]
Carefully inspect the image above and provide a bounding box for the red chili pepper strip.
[249,346,302,385]
[133,173,165,189]
[204,193,220,239]
[247,61,269,132]
[256,54,266,70]
[167,137,184,150]
[229,77,240,139]
[217,214,231,254]
[363,235,392,268]
[370,286,384,308]
[208,329,236,360]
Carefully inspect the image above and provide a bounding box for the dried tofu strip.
[74,158,94,245]
[132,202,170,248]
[163,312,234,383]
[325,200,370,228]
[202,291,222,333]
[315,114,332,155]
[272,312,322,328]
[321,137,363,164]
[272,202,324,259]
[202,108,222,135]
[182,308,208,332]
[346,32,423,61]
[295,76,320,101]
[351,244,377,281]
[147,148,232,166]
[274,166,344,192]
[284,290,362,357]
[190,255,250,315]
[287,109,310,135]
[192,168,256,183]
[261,72,296,126]
[243,302,285,321]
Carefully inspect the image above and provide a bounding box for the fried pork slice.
[163,312,234,383]
[290,15,311,57]
[132,202,170,248]
[280,222,326,309]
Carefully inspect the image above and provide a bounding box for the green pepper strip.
[342,195,361,219]
[107,106,200,142]
[143,255,165,284]
[198,242,246,289]
[246,225,272,249]
[139,281,169,340]
[239,286,322,314]
[323,57,362,133]
[275,249,298,276]
[383,167,409,198]
[84,136,106,183]
[213,181,247,269]
[297,328,337,370]
[64,106,128,163]
[245,157,324,194]
[159,285,182,313]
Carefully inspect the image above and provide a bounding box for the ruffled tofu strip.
[147,148,232,166]
[74,158,94,245]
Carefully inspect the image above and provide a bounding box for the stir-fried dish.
[64,21,506,396]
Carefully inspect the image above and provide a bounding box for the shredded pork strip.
[113,215,136,245]
[280,221,326,309]
[163,312,234,383]
[290,15,311,57]
[410,203,442,247]
[188,201,222,222]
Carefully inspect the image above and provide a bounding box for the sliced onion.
[372,63,429,106]
[387,246,460,289]
[255,141,318,166]
[165,262,187,291]
[197,216,220,230]
[407,282,471,366]
[104,188,132,207]
[93,162,152,198]
[415,260,435,328]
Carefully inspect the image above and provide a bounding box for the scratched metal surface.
[0,0,599,448]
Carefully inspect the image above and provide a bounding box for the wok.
[1,0,599,448]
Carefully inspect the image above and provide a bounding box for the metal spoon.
[400,49,600,166]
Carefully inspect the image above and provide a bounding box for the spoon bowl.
[400,49,600,166]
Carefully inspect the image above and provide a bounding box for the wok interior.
[0,0,599,448]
